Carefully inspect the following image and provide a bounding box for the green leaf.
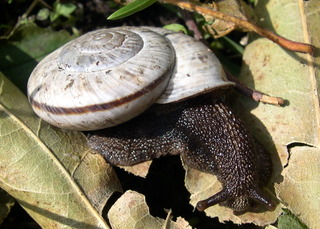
[163,24,188,34]
[50,2,77,21]
[278,209,308,229]
[221,36,244,55]
[36,8,50,21]
[50,11,60,22]
[107,0,157,20]
[55,3,77,17]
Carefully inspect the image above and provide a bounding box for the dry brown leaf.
[108,190,191,229]
[172,217,191,229]
[119,161,152,178]
[265,225,278,229]
[276,147,320,229]
[202,0,252,38]
[73,153,122,213]
[0,71,121,228]
[230,0,320,228]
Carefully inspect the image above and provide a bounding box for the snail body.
[27,26,274,212]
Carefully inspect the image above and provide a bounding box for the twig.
[22,0,52,19]
[161,0,315,55]
[22,0,39,19]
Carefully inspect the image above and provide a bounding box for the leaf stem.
[161,0,315,55]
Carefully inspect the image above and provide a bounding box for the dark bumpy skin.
[88,95,275,213]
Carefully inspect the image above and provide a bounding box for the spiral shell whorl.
[28,27,175,130]
[58,29,144,72]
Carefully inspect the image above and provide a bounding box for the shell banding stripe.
[28,66,173,115]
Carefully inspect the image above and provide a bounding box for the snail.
[27,26,275,213]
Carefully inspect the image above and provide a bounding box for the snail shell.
[27,26,234,131]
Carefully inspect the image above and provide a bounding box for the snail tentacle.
[196,190,229,211]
